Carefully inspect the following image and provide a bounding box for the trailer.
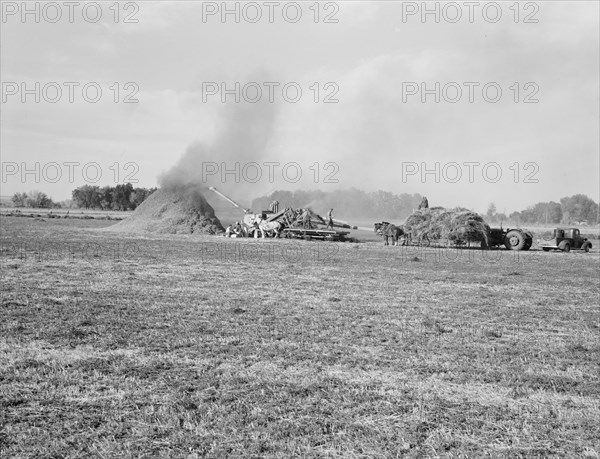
[282,227,351,241]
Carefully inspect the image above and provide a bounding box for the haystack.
[108,186,224,235]
[404,207,490,245]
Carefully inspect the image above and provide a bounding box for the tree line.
[253,189,598,225]
[486,194,598,225]
[10,185,599,225]
[11,190,61,209]
[11,184,157,210]
[251,188,425,221]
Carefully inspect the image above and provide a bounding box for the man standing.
[253,215,266,239]
[326,208,334,229]
[252,216,261,238]
[418,196,429,210]
[270,200,279,213]
[302,209,311,229]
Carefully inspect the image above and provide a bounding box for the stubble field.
[1,216,599,458]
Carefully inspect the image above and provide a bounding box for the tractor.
[538,228,592,252]
[487,227,534,251]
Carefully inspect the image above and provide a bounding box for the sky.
[1,1,599,215]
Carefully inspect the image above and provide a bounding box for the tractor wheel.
[559,241,571,252]
[582,241,592,252]
[504,230,527,251]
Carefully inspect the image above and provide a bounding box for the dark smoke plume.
[159,100,279,198]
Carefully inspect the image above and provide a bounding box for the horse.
[259,220,283,238]
[248,215,283,238]
[374,222,406,246]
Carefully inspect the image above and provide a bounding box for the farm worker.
[302,209,311,229]
[418,196,429,210]
[270,200,279,213]
[233,221,242,237]
[225,225,232,237]
[327,208,334,229]
[253,215,262,238]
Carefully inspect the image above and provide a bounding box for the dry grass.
[1,216,599,458]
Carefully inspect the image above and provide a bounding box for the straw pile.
[404,207,490,245]
[108,186,224,235]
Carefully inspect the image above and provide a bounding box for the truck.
[538,228,592,252]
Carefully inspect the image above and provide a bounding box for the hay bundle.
[445,211,490,244]
[404,208,489,245]
[107,185,224,235]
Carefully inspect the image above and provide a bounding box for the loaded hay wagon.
[402,207,492,248]
[383,207,536,251]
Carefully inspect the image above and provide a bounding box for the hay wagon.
[281,227,350,241]
[401,208,493,248]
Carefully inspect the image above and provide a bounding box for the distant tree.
[25,190,53,208]
[560,194,598,224]
[99,186,114,210]
[130,187,157,209]
[72,185,101,209]
[11,192,28,207]
[71,183,154,210]
[513,201,564,224]
[506,196,596,225]
[546,202,562,224]
[111,183,134,210]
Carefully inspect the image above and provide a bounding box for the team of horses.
[374,222,479,247]
[373,222,410,246]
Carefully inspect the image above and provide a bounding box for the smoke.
[158,98,279,198]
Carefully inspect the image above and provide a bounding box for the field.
[1,216,599,458]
